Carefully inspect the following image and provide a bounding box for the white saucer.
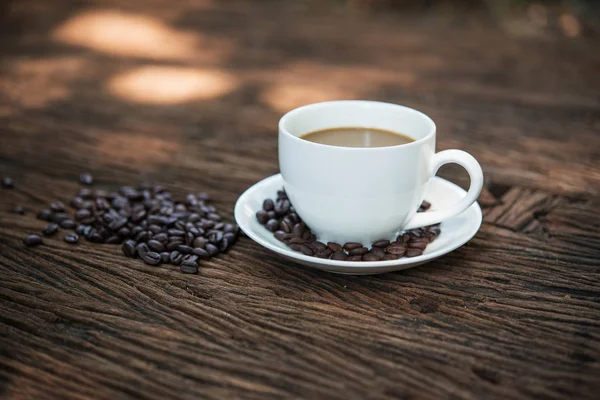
[234,174,482,275]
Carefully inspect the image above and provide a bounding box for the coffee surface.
[300,127,414,148]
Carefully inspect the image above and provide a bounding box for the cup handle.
[403,149,484,230]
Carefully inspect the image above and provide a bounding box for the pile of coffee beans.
[256,190,440,261]
[19,173,239,274]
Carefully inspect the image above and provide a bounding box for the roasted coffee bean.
[266,211,277,220]
[188,213,200,223]
[43,223,59,236]
[401,234,411,243]
[301,230,311,240]
[327,242,344,252]
[169,251,183,265]
[362,253,381,261]
[274,231,286,241]
[430,226,441,236]
[331,251,349,261]
[64,233,79,244]
[311,241,327,251]
[122,240,137,257]
[197,192,210,201]
[372,239,390,248]
[223,232,237,244]
[148,240,165,252]
[409,230,421,238]
[291,223,304,236]
[51,213,69,223]
[370,247,386,258]
[142,251,162,266]
[382,254,399,260]
[105,235,121,244]
[38,209,52,221]
[183,254,198,264]
[290,244,302,252]
[50,202,66,212]
[274,199,290,215]
[192,247,210,260]
[148,224,162,234]
[88,231,104,243]
[277,190,287,199]
[263,199,275,211]
[75,209,91,221]
[219,238,229,252]
[207,231,223,244]
[1,177,14,188]
[289,237,306,245]
[282,233,295,242]
[95,189,109,199]
[343,242,362,251]
[12,206,25,215]
[23,234,42,247]
[206,213,221,222]
[71,197,85,209]
[147,215,165,225]
[386,244,407,256]
[108,218,127,231]
[118,227,131,238]
[315,248,333,259]
[206,243,219,257]
[349,247,368,256]
[79,173,93,185]
[96,198,110,211]
[135,230,151,243]
[166,241,181,251]
[177,244,193,254]
[192,236,206,249]
[406,248,423,257]
[136,242,149,257]
[421,200,431,211]
[160,252,170,263]
[223,224,237,234]
[299,245,314,256]
[200,220,215,229]
[59,219,77,229]
[266,219,279,232]
[408,240,428,250]
[180,262,198,274]
[132,226,143,236]
[187,226,200,236]
[153,232,168,243]
[77,225,92,236]
[347,255,362,261]
[167,229,185,237]
[279,220,292,233]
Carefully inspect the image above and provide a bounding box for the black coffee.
[301,127,414,148]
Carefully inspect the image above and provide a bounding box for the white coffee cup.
[278,100,484,245]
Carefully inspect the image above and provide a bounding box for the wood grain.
[1,1,600,399]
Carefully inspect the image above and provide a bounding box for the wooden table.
[1,1,599,399]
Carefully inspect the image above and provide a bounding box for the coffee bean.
[160,252,170,263]
[266,219,279,232]
[362,253,381,261]
[349,247,368,256]
[327,242,343,252]
[136,242,149,257]
[146,224,161,234]
[343,242,362,251]
[223,232,237,244]
[208,231,223,244]
[79,173,93,185]
[43,223,59,236]
[347,255,362,261]
[274,199,290,215]
[192,247,210,260]
[192,236,206,249]
[292,224,304,236]
[408,240,428,250]
[386,244,407,256]
[266,211,277,220]
[70,197,84,209]
[108,218,127,231]
[301,230,311,241]
[290,244,302,251]
[1,177,14,188]
[77,224,92,236]
[382,254,399,260]
[12,206,25,215]
[315,248,333,259]
[223,224,237,234]
[38,209,52,221]
[142,251,162,266]
[372,239,390,248]
[177,245,193,254]
[312,242,327,251]
[122,240,137,257]
[263,199,275,211]
[23,234,42,247]
[59,219,76,229]
[180,262,198,274]
[105,235,121,244]
[277,190,287,199]
[299,245,314,256]
[401,234,411,243]
[148,240,165,252]
[169,251,183,265]
[279,220,291,233]
[75,209,91,221]
[205,243,219,257]
[183,254,199,264]
[64,233,79,244]
[219,238,230,252]
[282,233,295,242]
[167,229,185,237]
[88,231,104,243]
[289,237,306,245]
[331,251,348,261]
[370,247,386,258]
[406,248,423,257]
[50,202,66,212]
[50,212,67,223]
[135,230,151,243]
[421,200,431,211]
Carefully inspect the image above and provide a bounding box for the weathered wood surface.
[1,1,599,399]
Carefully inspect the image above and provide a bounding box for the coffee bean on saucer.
[43,223,59,236]
[38,209,52,221]
[331,251,348,261]
[408,240,428,250]
[382,254,399,260]
[315,248,333,259]
[386,243,407,256]
[59,219,77,229]
[1,177,14,188]
[299,245,314,256]
[274,199,290,215]
[370,247,385,258]
[420,200,431,211]
[406,248,423,257]
[263,199,274,211]
[349,247,368,256]
[11,206,25,215]
[64,233,79,244]
[372,239,390,248]
[80,173,93,185]
[343,242,362,251]
[266,219,279,232]
[279,220,291,233]
[291,223,304,236]
[327,242,343,252]
[142,251,161,266]
[122,240,137,258]
[274,231,286,241]
[347,255,362,261]
[362,253,381,262]
[23,234,42,247]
